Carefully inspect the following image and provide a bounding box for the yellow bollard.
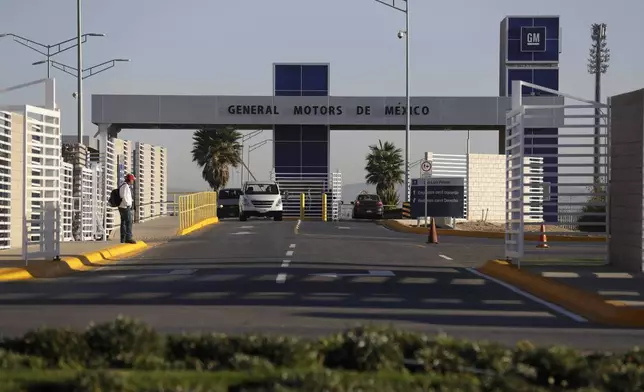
[322,193,327,222]
[300,193,305,220]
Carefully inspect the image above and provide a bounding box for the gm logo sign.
[521,26,546,52]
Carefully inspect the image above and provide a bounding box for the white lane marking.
[230,231,253,235]
[311,270,395,278]
[439,254,453,260]
[466,268,587,323]
[338,226,351,230]
[276,273,287,283]
[240,225,254,229]
[285,250,294,257]
[295,219,301,234]
[281,260,290,267]
[289,244,296,248]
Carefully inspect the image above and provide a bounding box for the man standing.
[119,173,136,244]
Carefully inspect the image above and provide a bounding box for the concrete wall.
[609,88,644,272]
[468,154,506,222]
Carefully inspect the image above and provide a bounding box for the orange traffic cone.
[536,223,549,248]
[427,218,439,244]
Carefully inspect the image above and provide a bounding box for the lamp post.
[0,32,105,78]
[241,130,264,183]
[373,0,411,202]
[32,58,130,147]
[248,139,273,181]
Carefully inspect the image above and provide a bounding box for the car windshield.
[219,189,242,199]
[357,194,380,202]
[245,183,279,195]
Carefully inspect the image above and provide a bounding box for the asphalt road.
[0,218,639,352]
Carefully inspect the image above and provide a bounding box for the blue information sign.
[521,26,546,52]
[410,177,465,218]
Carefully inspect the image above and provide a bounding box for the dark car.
[351,193,384,219]
[218,188,242,218]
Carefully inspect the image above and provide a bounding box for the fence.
[178,191,218,232]
[505,80,609,266]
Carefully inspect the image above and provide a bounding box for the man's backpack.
[108,184,124,208]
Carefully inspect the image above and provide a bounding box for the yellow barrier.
[322,193,327,222]
[300,193,305,220]
[178,191,218,234]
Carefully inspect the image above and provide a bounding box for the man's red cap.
[126,173,136,181]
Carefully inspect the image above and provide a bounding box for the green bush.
[3,317,644,391]
[84,316,164,368]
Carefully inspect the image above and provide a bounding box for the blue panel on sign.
[532,69,559,94]
[301,125,328,142]
[274,125,301,141]
[274,64,301,91]
[275,90,301,97]
[507,69,533,95]
[275,166,301,175]
[521,26,546,52]
[274,142,301,167]
[301,64,328,91]
[507,39,533,62]
[533,41,559,62]
[301,142,328,167]
[534,17,559,39]
[508,17,532,39]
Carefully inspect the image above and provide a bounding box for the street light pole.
[374,0,411,202]
[248,139,273,182]
[33,59,131,80]
[0,32,105,78]
[241,130,264,183]
[77,0,83,145]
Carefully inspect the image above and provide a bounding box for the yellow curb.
[177,217,219,236]
[0,241,148,282]
[380,220,606,243]
[478,260,644,327]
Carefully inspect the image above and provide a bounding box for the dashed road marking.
[439,254,453,260]
[276,273,287,284]
[289,244,296,248]
[294,219,301,234]
[281,260,290,267]
[285,250,294,257]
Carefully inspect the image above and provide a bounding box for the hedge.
[0,316,642,391]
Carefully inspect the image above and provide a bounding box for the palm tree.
[191,128,242,190]
[364,140,404,205]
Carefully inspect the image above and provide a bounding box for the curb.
[478,260,644,327]
[0,241,148,282]
[380,220,605,243]
[177,217,219,236]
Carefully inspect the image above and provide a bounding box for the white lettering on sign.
[526,33,540,46]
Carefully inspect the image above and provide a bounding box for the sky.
[1,0,643,191]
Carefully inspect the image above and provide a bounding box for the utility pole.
[587,23,610,183]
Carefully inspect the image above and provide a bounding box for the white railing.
[505,81,609,266]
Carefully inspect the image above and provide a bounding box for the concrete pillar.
[608,88,644,272]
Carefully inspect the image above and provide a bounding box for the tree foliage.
[191,128,242,191]
[364,140,404,206]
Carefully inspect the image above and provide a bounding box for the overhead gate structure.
[505,81,610,266]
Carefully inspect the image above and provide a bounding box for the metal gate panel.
[505,80,609,266]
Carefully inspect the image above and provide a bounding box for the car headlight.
[243,198,252,207]
[276,198,282,207]
[219,204,224,208]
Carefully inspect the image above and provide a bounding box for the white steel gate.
[505,81,610,266]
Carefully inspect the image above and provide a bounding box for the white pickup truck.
[238,181,288,221]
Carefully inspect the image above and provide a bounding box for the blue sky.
[1,0,643,191]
